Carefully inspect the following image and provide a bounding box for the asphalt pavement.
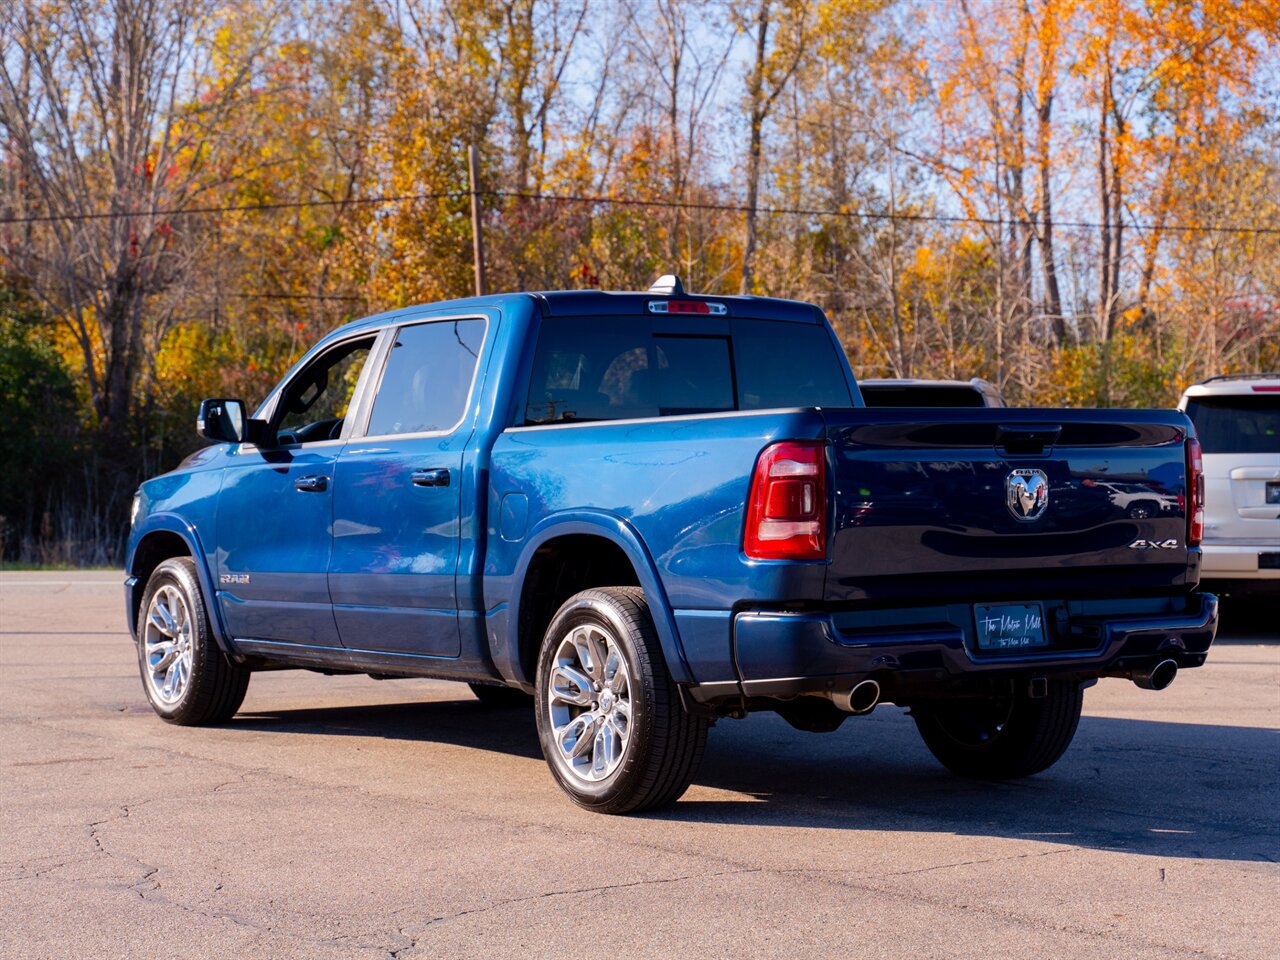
[1,571,1277,959]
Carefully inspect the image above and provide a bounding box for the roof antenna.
[648,274,685,296]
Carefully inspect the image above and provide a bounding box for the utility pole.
[467,144,487,297]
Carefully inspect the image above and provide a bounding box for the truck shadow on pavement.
[231,699,1279,864]
[669,711,1280,865]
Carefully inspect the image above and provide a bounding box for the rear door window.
[1185,395,1280,454]
[366,318,486,437]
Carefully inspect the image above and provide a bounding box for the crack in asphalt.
[386,868,767,959]
[0,853,99,883]
[9,712,1272,959]
[9,755,113,767]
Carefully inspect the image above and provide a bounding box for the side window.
[276,337,374,444]
[366,318,486,437]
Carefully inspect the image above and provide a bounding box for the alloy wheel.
[546,623,633,782]
[143,583,195,705]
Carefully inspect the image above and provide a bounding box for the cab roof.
[322,283,825,342]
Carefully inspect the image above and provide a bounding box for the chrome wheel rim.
[547,623,633,783]
[142,584,194,705]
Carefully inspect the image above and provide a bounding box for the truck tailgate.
[822,408,1197,603]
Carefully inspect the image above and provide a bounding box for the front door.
[216,334,376,646]
[328,316,488,657]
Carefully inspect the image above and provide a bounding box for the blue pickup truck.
[126,278,1217,813]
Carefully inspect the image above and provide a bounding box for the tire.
[534,587,708,814]
[912,677,1083,779]
[1127,501,1155,520]
[468,682,534,708]
[136,557,250,725]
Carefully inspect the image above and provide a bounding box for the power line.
[3,186,1279,236]
[487,190,1280,236]
[0,190,456,225]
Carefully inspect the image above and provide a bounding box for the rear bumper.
[1201,541,1280,581]
[689,592,1217,706]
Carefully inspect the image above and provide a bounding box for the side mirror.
[197,399,248,443]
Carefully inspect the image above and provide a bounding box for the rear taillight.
[1186,437,1204,547]
[744,441,827,560]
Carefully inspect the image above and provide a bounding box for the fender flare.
[126,514,235,654]
[500,511,692,686]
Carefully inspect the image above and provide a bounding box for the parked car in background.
[1086,480,1182,520]
[858,377,1005,408]
[1178,374,1280,599]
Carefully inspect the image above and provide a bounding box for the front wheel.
[534,587,708,814]
[137,557,250,725]
[912,678,1083,779]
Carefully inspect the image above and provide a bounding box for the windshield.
[1184,394,1280,454]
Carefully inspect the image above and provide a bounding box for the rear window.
[860,385,987,408]
[524,317,852,424]
[1184,395,1280,454]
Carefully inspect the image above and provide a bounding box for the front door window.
[276,338,373,445]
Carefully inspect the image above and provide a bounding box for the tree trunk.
[1096,96,1112,344]
[1030,0,1064,343]
[740,0,771,295]
[1096,69,1125,347]
[665,6,684,269]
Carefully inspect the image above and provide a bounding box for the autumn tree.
[0,0,274,460]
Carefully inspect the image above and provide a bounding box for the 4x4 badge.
[1128,539,1180,550]
[1006,469,1049,521]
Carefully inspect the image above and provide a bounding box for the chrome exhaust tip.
[832,679,881,715]
[1132,659,1178,691]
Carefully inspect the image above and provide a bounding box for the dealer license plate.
[1266,482,1279,505]
[974,603,1048,650]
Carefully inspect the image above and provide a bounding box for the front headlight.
[130,493,142,527]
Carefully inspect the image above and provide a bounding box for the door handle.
[294,475,328,492]
[411,468,451,488]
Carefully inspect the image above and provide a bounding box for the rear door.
[327,316,489,657]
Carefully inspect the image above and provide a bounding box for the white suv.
[1178,374,1280,598]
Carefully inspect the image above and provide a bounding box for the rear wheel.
[137,558,250,725]
[912,678,1083,779]
[468,682,534,708]
[534,587,708,814]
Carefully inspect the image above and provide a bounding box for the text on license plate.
[974,603,1049,650]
